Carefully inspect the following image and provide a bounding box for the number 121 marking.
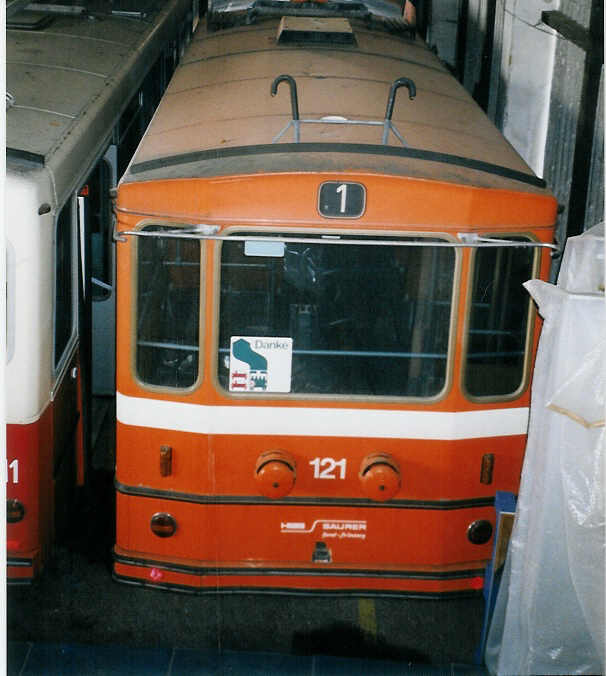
[309,457,346,479]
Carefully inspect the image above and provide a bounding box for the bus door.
[52,198,81,540]
[79,145,118,397]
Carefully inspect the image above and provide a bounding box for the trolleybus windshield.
[218,234,455,398]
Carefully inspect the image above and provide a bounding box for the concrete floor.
[7,398,487,672]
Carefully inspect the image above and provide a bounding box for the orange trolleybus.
[113,0,557,596]
[5,0,197,583]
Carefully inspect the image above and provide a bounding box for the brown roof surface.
[127,18,545,193]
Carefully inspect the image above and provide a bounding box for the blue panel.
[9,642,488,675]
[474,490,517,665]
[173,649,310,675]
[7,641,32,676]
[21,642,172,676]
[315,654,440,675]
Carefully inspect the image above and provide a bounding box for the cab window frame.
[462,234,540,402]
[133,221,205,393]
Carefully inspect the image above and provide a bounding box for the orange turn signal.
[254,450,296,499]
[359,453,401,501]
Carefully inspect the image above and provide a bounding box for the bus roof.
[123,8,549,194]
[6,0,189,204]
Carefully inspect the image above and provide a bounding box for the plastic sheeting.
[485,223,605,675]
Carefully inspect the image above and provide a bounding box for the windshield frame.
[212,225,461,403]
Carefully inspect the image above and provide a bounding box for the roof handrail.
[270,73,416,145]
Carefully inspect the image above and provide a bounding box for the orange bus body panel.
[113,17,557,595]
[116,424,526,501]
[117,174,556,230]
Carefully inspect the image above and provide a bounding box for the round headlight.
[467,519,493,545]
[150,512,177,538]
[7,499,25,524]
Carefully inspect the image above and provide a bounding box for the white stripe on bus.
[116,392,529,440]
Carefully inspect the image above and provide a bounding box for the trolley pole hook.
[382,77,416,144]
[271,74,300,120]
[271,74,301,142]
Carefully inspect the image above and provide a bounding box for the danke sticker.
[229,337,293,392]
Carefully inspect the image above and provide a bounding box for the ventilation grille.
[277,16,356,46]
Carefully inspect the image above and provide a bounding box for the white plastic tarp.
[485,223,605,675]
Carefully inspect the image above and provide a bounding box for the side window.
[54,199,76,369]
[192,0,200,33]
[117,91,144,177]
[136,226,202,389]
[464,241,536,397]
[141,56,164,127]
[116,54,168,178]
[163,40,178,87]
